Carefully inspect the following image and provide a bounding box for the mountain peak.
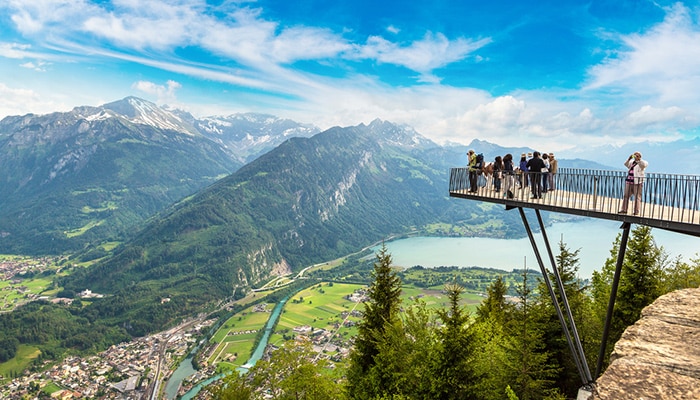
[366,119,438,149]
[101,97,198,134]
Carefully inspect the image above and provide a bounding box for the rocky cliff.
[592,287,700,399]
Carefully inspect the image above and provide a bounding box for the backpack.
[475,153,484,169]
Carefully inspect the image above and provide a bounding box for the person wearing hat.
[467,150,478,192]
[619,151,648,215]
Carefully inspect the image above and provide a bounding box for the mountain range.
[1,96,696,335]
[60,118,529,334]
[0,97,317,254]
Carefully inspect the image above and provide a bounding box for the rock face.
[592,287,700,399]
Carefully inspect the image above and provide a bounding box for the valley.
[0,249,527,398]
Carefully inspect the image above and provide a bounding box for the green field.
[205,280,490,372]
[0,276,56,312]
[207,303,275,367]
[0,345,41,379]
[400,285,484,313]
[272,283,364,344]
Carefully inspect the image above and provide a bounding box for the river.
[166,295,291,399]
[377,217,700,279]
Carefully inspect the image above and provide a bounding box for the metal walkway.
[449,167,700,236]
[448,167,700,395]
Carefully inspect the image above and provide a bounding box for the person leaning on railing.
[619,151,648,215]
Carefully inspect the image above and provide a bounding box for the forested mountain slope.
[63,120,522,334]
[0,97,317,255]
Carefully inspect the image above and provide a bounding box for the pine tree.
[346,244,403,399]
[369,300,437,399]
[534,239,597,397]
[503,268,560,400]
[471,275,514,399]
[475,275,510,324]
[661,256,700,292]
[592,225,664,371]
[612,226,662,344]
[432,283,479,400]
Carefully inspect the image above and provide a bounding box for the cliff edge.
[592,287,700,399]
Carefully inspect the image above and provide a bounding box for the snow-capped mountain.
[193,113,320,163]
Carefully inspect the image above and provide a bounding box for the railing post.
[592,176,598,210]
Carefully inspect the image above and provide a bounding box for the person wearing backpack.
[526,151,546,199]
[467,150,479,192]
[493,155,503,192]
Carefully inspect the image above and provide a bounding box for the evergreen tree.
[347,244,403,399]
[661,256,700,292]
[591,226,664,371]
[470,315,509,400]
[534,240,597,397]
[475,275,510,324]
[368,300,437,399]
[431,283,479,400]
[472,274,518,399]
[612,226,662,345]
[503,268,560,400]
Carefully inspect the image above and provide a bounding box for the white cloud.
[0,42,32,59]
[132,80,181,105]
[19,60,50,71]
[386,25,400,35]
[353,32,491,75]
[585,3,700,104]
[0,82,70,117]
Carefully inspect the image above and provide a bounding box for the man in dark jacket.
[525,151,546,199]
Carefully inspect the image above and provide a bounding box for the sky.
[1,0,700,154]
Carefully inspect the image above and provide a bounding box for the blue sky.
[1,0,700,153]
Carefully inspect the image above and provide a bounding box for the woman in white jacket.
[619,151,648,215]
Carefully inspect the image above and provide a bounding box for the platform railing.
[449,167,700,227]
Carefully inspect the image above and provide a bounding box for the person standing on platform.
[519,153,528,189]
[541,153,550,193]
[548,153,558,191]
[503,153,515,198]
[493,155,503,192]
[619,151,648,215]
[526,151,546,199]
[467,150,478,193]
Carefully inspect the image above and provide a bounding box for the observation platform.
[449,167,700,237]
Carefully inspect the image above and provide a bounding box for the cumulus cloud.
[1,0,699,152]
[132,80,181,105]
[586,3,700,104]
[0,82,70,117]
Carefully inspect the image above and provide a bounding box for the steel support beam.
[518,208,593,387]
[595,222,632,378]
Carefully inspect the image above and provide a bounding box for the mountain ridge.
[60,120,516,335]
[0,97,319,254]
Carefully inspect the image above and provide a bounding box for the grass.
[64,220,105,238]
[0,276,56,311]
[0,345,41,380]
[206,280,491,372]
[42,381,63,394]
[207,303,275,366]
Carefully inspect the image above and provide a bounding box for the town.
[1,287,369,399]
